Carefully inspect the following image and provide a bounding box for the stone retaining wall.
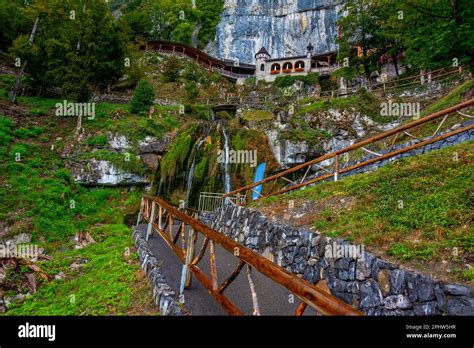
[206,206,474,316]
[132,229,184,316]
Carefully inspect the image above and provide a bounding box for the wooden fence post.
[183,225,197,290]
[146,201,156,241]
[136,197,144,227]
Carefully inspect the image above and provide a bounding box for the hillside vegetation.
[0,95,159,315]
[257,141,474,284]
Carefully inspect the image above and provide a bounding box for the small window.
[260,63,265,71]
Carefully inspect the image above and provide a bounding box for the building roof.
[264,51,337,63]
[255,47,270,57]
[266,55,308,63]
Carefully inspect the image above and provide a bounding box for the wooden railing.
[149,66,465,107]
[223,99,474,203]
[137,195,363,316]
[197,192,245,212]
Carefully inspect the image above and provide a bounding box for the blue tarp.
[252,163,266,200]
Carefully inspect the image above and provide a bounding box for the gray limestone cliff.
[210,0,344,64]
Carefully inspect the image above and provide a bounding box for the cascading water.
[186,131,209,205]
[221,124,231,194]
[157,176,164,196]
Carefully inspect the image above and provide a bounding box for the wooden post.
[295,302,307,316]
[169,215,173,240]
[146,202,156,241]
[158,206,163,230]
[334,155,339,182]
[136,197,144,227]
[183,226,197,289]
[209,240,218,290]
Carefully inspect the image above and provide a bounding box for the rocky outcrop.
[264,124,309,166]
[205,205,474,316]
[73,159,149,186]
[211,0,343,64]
[303,119,474,186]
[260,108,389,167]
[69,133,172,186]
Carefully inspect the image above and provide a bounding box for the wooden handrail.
[224,98,474,198]
[140,195,363,316]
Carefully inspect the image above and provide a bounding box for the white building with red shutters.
[255,43,338,82]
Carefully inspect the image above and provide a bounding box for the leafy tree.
[9,0,125,101]
[380,0,474,70]
[121,9,152,41]
[130,79,155,113]
[171,22,194,45]
[0,0,32,52]
[121,0,223,48]
[337,0,381,79]
[337,0,474,78]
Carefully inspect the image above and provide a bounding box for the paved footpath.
[136,224,318,315]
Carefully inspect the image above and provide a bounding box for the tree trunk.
[392,52,400,76]
[74,0,87,139]
[450,0,461,26]
[12,15,40,104]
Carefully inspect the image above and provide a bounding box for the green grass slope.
[258,141,474,283]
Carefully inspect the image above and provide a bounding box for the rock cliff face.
[210,0,344,64]
[68,133,172,187]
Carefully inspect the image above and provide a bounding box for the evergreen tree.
[130,79,155,113]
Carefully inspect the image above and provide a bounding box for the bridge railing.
[150,66,465,107]
[198,192,245,212]
[137,195,363,316]
[223,98,474,203]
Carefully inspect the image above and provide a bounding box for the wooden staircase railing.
[223,98,474,204]
[137,195,363,316]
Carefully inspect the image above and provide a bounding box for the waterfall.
[221,125,231,194]
[191,22,201,48]
[157,176,164,196]
[186,132,209,205]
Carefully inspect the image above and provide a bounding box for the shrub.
[275,75,296,88]
[186,81,198,100]
[274,73,319,89]
[162,56,180,82]
[184,104,210,120]
[319,77,337,91]
[86,134,108,146]
[130,79,155,114]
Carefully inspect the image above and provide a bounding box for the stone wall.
[91,93,131,104]
[205,205,474,316]
[132,229,184,316]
